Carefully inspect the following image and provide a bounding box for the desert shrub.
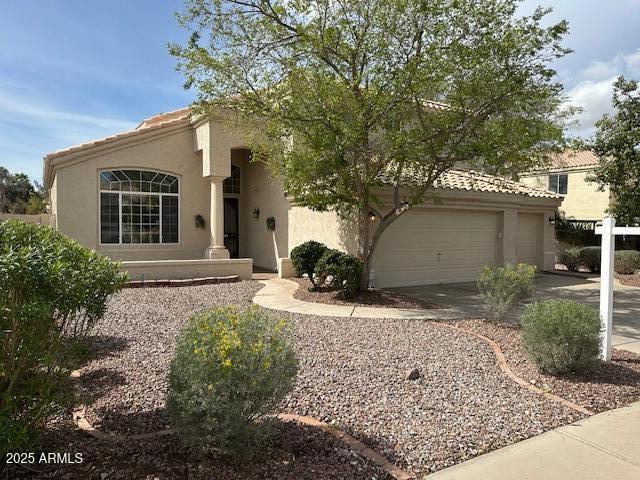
[477,263,536,322]
[0,220,126,455]
[559,247,581,272]
[579,246,601,273]
[614,250,640,275]
[521,300,601,375]
[167,306,298,456]
[290,240,327,288]
[314,249,363,299]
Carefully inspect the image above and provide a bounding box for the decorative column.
[205,176,230,259]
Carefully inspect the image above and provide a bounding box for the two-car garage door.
[373,210,499,288]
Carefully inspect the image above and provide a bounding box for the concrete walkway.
[427,401,640,480]
[252,277,469,320]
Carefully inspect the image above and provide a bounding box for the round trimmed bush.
[614,250,640,275]
[290,240,327,288]
[559,247,581,272]
[579,246,601,273]
[314,249,363,299]
[521,299,601,375]
[167,306,298,456]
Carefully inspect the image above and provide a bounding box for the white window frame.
[98,169,180,246]
[548,173,568,195]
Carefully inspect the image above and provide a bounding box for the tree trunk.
[357,207,372,290]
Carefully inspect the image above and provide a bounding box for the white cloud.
[567,48,640,137]
[566,76,617,137]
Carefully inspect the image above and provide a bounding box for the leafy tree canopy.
[0,167,47,214]
[587,76,640,224]
[171,0,572,286]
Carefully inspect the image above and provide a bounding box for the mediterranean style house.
[43,107,561,288]
[519,150,610,223]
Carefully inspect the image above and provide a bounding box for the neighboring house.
[43,107,561,288]
[519,150,610,222]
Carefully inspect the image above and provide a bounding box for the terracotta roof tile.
[136,107,192,129]
[547,150,601,170]
[379,168,560,199]
[45,113,191,161]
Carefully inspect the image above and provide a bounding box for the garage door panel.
[373,210,498,287]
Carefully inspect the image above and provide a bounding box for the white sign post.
[595,217,640,361]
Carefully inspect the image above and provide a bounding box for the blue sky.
[1,1,639,183]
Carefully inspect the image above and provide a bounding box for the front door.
[224,198,239,258]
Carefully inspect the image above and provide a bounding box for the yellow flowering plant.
[166,306,298,456]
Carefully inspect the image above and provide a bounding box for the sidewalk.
[427,401,640,480]
[252,277,469,320]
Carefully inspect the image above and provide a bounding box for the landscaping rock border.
[70,369,413,480]
[125,275,239,288]
[437,323,595,416]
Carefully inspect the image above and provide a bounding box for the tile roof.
[379,168,561,199]
[136,107,192,129]
[546,150,601,170]
[44,111,191,161]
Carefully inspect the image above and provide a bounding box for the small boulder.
[406,368,421,380]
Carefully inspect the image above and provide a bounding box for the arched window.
[99,169,179,244]
[223,165,241,194]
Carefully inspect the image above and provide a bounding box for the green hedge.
[614,250,640,275]
[0,220,126,455]
[477,263,536,322]
[314,249,363,299]
[290,240,328,288]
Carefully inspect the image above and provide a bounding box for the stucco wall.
[53,126,211,261]
[520,171,610,221]
[287,207,359,255]
[242,159,290,270]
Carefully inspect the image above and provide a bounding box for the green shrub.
[579,246,601,273]
[314,249,363,299]
[521,300,601,375]
[167,306,298,456]
[559,247,581,272]
[290,240,328,288]
[614,250,640,275]
[477,263,536,322]
[0,220,126,455]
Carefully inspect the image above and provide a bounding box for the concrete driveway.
[391,273,640,354]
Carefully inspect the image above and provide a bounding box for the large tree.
[171,0,571,287]
[0,167,47,214]
[588,76,640,224]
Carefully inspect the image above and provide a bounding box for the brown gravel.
[616,273,640,287]
[453,319,640,413]
[8,417,390,480]
[291,277,442,309]
[283,314,584,475]
[31,283,630,478]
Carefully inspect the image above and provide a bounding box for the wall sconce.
[252,207,260,219]
[548,214,555,226]
[195,214,206,230]
[369,211,377,222]
[266,216,276,231]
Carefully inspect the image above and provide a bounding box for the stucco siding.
[287,207,358,255]
[521,171,609,220]
[53,127,211,261]
[242,160,290,270]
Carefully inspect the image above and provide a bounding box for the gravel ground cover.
[616,273,640,287]
[62,281,389,479]
[282,314,584,475]
[80,281,263,435]
[9,417,389,480]
[292,277,442,309]
[47,283,617,477]
[454,319,640,413]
